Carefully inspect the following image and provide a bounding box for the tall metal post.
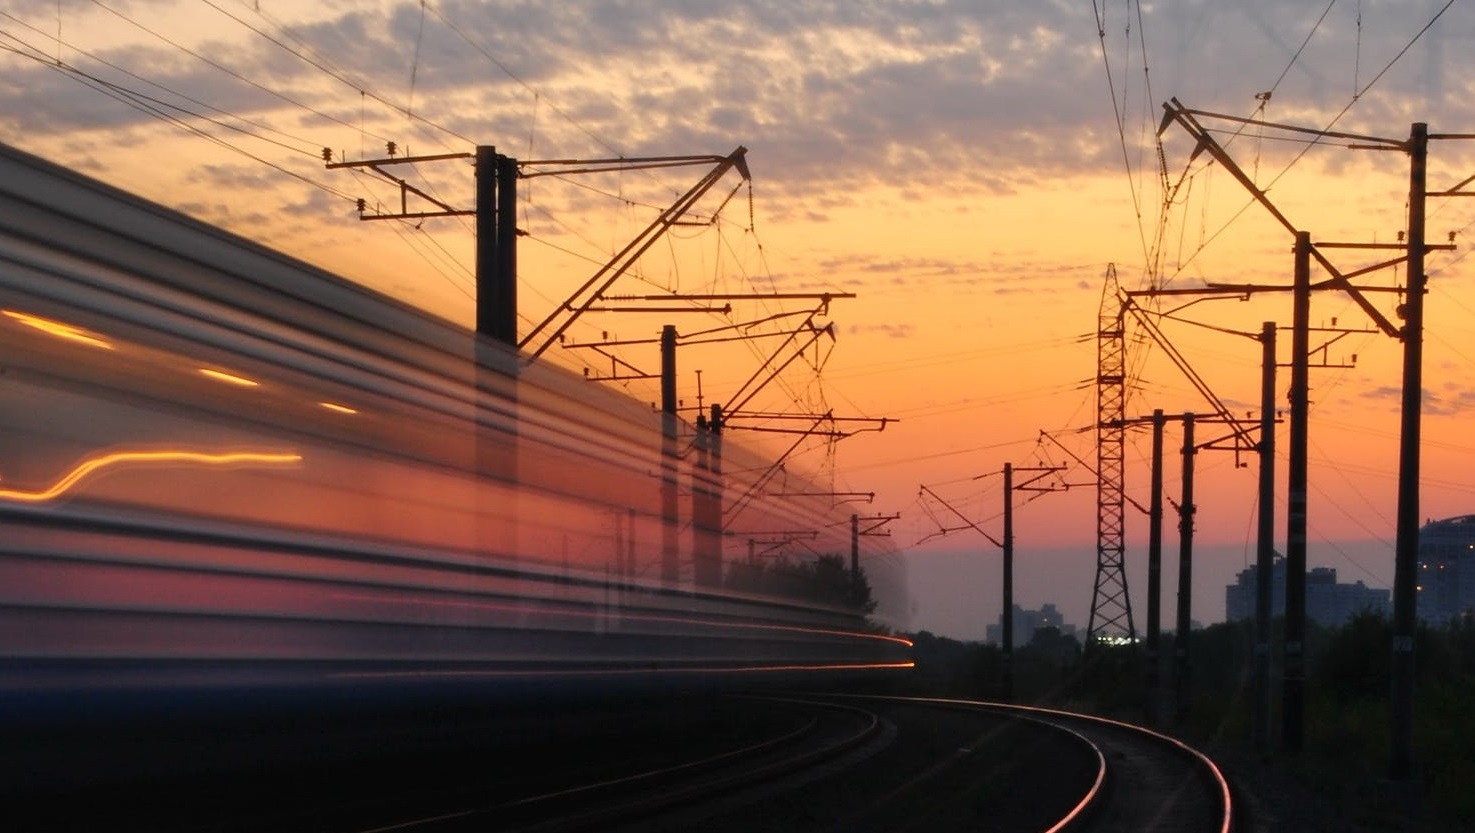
[1284,231,1312,754]
[692,412,718,588]
[1147,409,1165,723]
[1175,412,1196,722]
[691,406,723,588]
[475,146,518,345]
[850,513,861,602]
[1002,462,1015,703]
[474,146,519,566]
[709,404,724,587]
[1255,321,1278,751]
[1391,123,1428,780]
[660,325,679,587]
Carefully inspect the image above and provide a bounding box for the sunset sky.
[3,1,1474,639]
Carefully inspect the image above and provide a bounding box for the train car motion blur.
[0,141,911,716]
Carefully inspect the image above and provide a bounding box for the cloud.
[1425,383,1475,416]
[1357,383,1475,417]
[848,322,915,340]
[7,0,1473,205]
[2,1,1469,341]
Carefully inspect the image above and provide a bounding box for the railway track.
[995,704,1234,833]
[10,693,1232,832]
[673,695,1232,833]
[869,696,1235,833]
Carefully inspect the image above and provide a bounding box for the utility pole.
[661,324,680,587]
[1391,123,1429,780]
[1254,321,1277,752]
[1284,232,1311,755]
[1003,463,1016,702]
[475,146,519,345]
[1147,409,1165,723]
[1175,412,1196,723]
[476,147,520,566]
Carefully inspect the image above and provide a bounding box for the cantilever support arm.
[520,147,751,359]
[1158,99,1400,337]
[723,414,831,524]
[917,484,1003,549]
[1122,298,1258,457]
[723,315,834,418]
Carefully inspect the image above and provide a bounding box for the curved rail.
[883,696,1234,833]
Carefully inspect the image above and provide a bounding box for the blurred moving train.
[0,141,911,716]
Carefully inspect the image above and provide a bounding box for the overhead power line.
[0,31,359,204]
[87,0,390,147]
[202,0,475,148]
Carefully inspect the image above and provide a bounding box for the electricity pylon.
[1088,264,1134,646]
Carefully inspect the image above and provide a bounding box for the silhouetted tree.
[724,553,875,615]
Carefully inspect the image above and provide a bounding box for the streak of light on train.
[0,449,302,503]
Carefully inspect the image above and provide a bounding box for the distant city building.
[1225,556,1390,628]
[1417,514,1475,623]
[985,603,1078,646]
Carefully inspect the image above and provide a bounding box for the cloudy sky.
[3,0,1474,639]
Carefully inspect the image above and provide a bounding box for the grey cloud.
[814,251,1098,296]
[848,322,915,339]
[188,162,283,192]
[6,0,1475,218]
[1358,384,1475,416]
[1424,385,1475,416]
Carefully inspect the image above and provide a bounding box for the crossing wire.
[202,0,475,148]
[1261,0,1339,106]
[0,31,359,205]
[22,3,885,494]
[87,0,395,149]
[1090,0,1157,277]
[4,3,487,335]
[1159,0,1458,285]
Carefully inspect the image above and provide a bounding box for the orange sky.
[3,1,1474,639]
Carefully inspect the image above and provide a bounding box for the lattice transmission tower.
[1088,264,1135,644]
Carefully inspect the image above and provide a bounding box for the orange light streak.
[3,309,113,349]
[318,402,358,414]
[198,368,259,387]
[0,450,302,503]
